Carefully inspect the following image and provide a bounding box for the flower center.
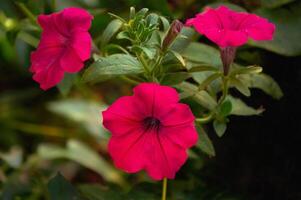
[143,117,161,132]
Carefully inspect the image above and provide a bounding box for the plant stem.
[15,2,37,25]
[51,0,56,11]
[162,178,168,200]
[196,112,214,124]
[218,75,229,104]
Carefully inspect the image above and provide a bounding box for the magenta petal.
[241,14,276,41]
[60,47,84,73]
[32,60,64,90]
[61,7,93,31]
[185,6,275,47]
[159,104,195,126]
[160,125,198,149]
[71,31,92,61]
[103,96,145,121]
[145,132,188,180]
[219,30,248,47]
[108,128,147,173]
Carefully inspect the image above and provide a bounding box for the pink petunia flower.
[186,6,275,47]
[102,83,198,180]
[30,7,93,90]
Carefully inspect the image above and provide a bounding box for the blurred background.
[0,0,301,199]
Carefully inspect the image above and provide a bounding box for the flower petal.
[145,131,188,180]
[71,31,92,61]
[160,124,198,149]
[32,59,64,90]
[108,127,147,173]
[60,47,84,73]
[159,103,195,126]
[241,14,275,41]
[103,96,145,122]
[61,7,93,31]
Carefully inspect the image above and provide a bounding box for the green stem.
[162,178,168,200]
[51,0,56,11]
[18,32,39,48]
[121,76,140,85]
[15,2,37,25]
[195,112,214,124]
[218,75,229,105]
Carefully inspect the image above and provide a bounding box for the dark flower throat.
[143,117,161,132]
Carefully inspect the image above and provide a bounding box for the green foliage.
[0,1,289,199]
[48,173,82,200]
[38,140,125,186]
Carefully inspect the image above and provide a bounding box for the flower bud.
[162,20,183,50]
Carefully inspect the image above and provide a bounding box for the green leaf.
[182,42,222,68]
[169,50,186,66]
[38,140,125,186]
[176,82,217,110]
[170,27,196,53]
[161,72,191,85]
[159,16,170,32]
[241,73,283,99]
[101,19,123,48]
[213,120,227,137]
[220,100,232,117]
[47,99,107,139]
[131,45,156,60]
[250,2,301,56]
[48,172,83,200]
[230,65,262,75]
[260,0,295,8]
[196,125,215,157]
[226,95,264,116]
[230,77,251,97]
[79,184,122,200]
[188,65,219,73]
[57,74,77,96]
[83,54,143,83]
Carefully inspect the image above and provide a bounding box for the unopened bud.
[162,20,184,50]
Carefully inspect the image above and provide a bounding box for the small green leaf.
[101,19,123,48]
[220,100,232,117]
[176,82,217,110]
[48,172,82,200]
[159,16,170,32]
[83,54,143,83]
[230,65,263,75]
[230,77,251,97]
[196,125,215,157]
[169,50,186,66]
[213,120,227,137]
[227,95,264,116]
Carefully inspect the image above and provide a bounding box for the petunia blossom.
[186,6,275,47]
[30,7,93,90]
[102,83,198,180]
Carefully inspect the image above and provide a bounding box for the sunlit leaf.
[38,140,125,186]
